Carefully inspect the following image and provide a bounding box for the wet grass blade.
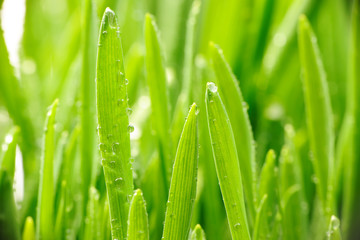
[127,189,149,240]
[205,82,250,240]
[22,217,35,240]
[298,15,334,213]
[36,99,58,240]
[96,8,134,240]
[162,103,198,240]
[191,224,206,240]
[210,43,257,223]
[327,215,342,240]
[144,13,171,188]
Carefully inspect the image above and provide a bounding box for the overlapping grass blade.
[54,181,67,240]
[0,127,20,182]
[298,15,334,213]
[210,43,257,223]
[162,103,198,240]
[36,99,58,240]
[80,0,97,210]
[22,217,35,240]
[127,189,149,240]
[95,8,134,240]
[205,82,250,240]
[83,187,101,240]
[253,195,268,240]
[144,13,172,188]
[191,224,206,240]
[342,0,360,238]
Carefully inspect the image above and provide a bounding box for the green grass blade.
[144,13,171,188]
[0,171,21,240]
[80,0,97,210]
[162,103,198,240]
[191,224,206,240]
[210,43,257,223]
[327,215,342,240]
[36,99,58,240]
[0,127,20,183]
[83,187,100,240]
[298,15,334,213]
[54,181,66,240]
[252,195,268,240]
[22,217,35,240]
[96,8,134,240]
[127,189,149,240]
[258,150,278,238]
[205,82,250,240]
[342,0,360,238]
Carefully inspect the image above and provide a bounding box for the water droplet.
[242,101,249,110]
[125,79,129,85]
[129,157,134,163]
[112,143,120,153]
[234,223,241,229]
[102,31,107,35]
[99,143,110,152]
[126,108,132,115]
[128,124,135,133]
[207,82,218,93]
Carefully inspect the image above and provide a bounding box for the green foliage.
[0,0,358,239]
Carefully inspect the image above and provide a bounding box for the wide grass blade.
[191,224,206,240]
[127,189,149,240]
[95,8,134,240]
[144,13,172,188]
[162,103,198,240]
[298,15,334,213]
[36,99,58,240]
[210,42,257,223]
[327,215,342,240]
[22,217,35,240]
[205,82,250,240]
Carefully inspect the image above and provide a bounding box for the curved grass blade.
[96,8,134,240]
[298,15,334,213]
[162,103,198,240]
[205,82,250,240]
[210,43,257,223]
[127,189,149,240]
[342,1,360,238]
[36,99,58,240]
[144,13,171,188]
[0,127,20,183]
[327,215,342,240]
[22,217,35,240]
[191,224,206,240]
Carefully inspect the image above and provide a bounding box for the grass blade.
[205,82,250,240]
[22,217,35,240]
[210,42,257,223]
[298,15,334,213]
[127,189,149,240]
[0,127,20,183]
[95,8,134,240]
[327,215,342,240]
[36,99,58,240]
[252,195,268,240]
[83,187,100,240]
[191,224,206,240]
[144,13,171,188]
[162,103,198,240]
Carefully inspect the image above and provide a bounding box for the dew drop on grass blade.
[191,224,206,240]
[205,82,250,240]
[144,13,172,189]
[95,8,134,240]
[127,189,149,240]
[210,43,257,223]
[327,215,342,240]
[36,99,58,240]
[162,103,199,240]
[298,15,334,214]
